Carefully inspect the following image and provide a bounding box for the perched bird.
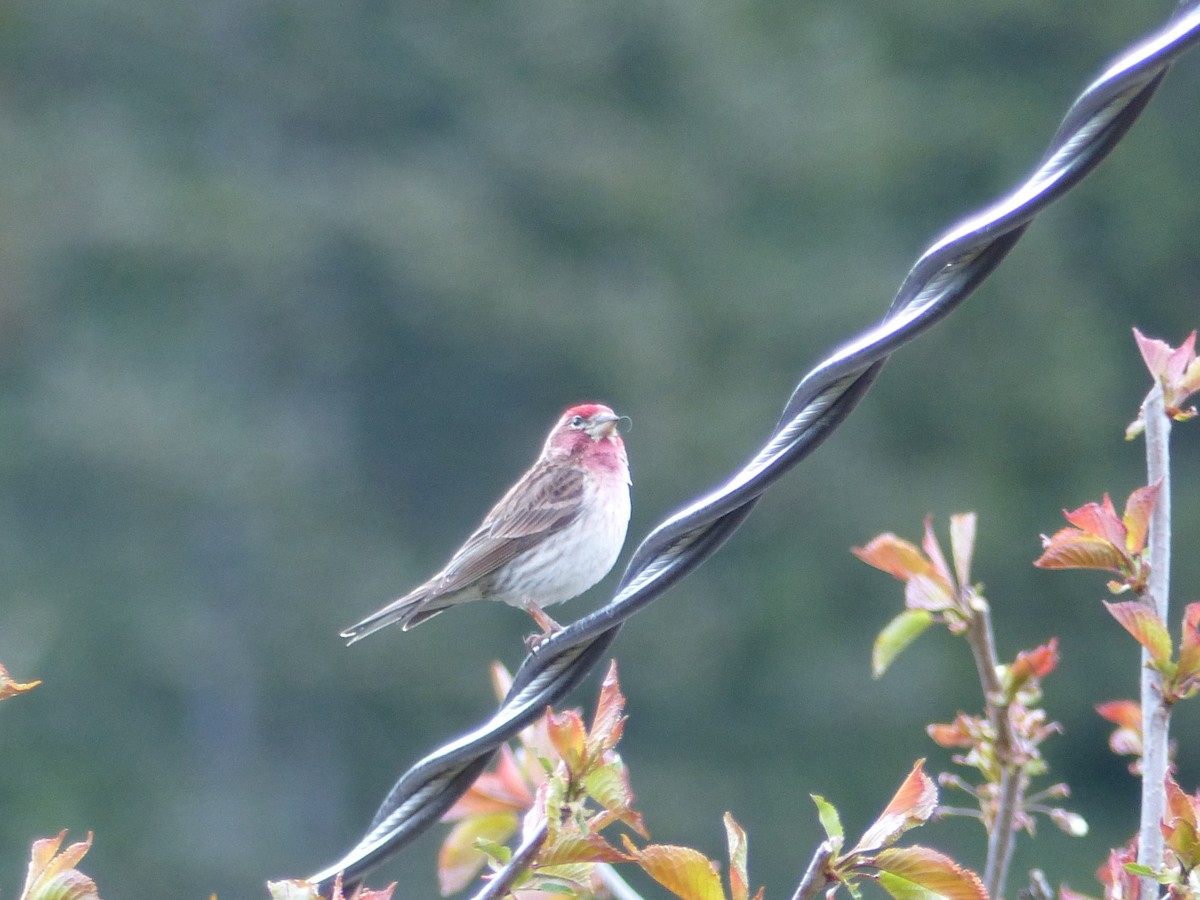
[341,403,631,645]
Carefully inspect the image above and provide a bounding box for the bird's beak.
[587,412,621,440]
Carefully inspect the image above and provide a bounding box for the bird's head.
[544,403,626,460]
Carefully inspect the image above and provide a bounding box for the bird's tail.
[340,589,448,645]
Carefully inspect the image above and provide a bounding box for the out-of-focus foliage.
[1,0,1199,896]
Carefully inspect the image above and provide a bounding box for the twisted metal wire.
[308,3,1200,892]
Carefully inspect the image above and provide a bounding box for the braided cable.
[308,4,1200,892]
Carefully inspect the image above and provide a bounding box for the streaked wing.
[430,461,586,594]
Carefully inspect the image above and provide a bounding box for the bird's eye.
[570,415,585,428]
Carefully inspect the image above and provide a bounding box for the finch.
[341,403,631,644]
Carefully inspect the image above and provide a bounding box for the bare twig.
[596,863,649,900]
[789,841,835,900]
[964,593,1023,899]
[1138,382,1171,897]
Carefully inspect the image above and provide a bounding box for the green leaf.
[437,812,518,894]
[873,846,986,900]
[873,610,933,678]
[1121,862,1157,877]
[811,794,844,844]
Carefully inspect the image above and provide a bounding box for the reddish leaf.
[20,831,100,900]
[1095,845,1140,900]
[927,720,971,749]
[1063,495,1127,549]
[1161,777,1200,866]
[1010,638,1060,684]
[948,514,976,591]
[1058,886,1098,900]
[437,812,519,894]
[632,841,726,900]
[1096,700,1141,731]
[1122,483,1161,555]
[445,744,535,819]
[537,829,634,867]
[1177,603,1200,680]
[921,517,954,589]
[545,709,588,775]
[872,845,987,900]
[1034,531,1127,572]
[0,663,41,702]
[1134,327,1176,378]
[587,660,627,757]
[853,535,933,582]
[855,760,937,853]
[1104,601,1172,665]
[873,610,934,678]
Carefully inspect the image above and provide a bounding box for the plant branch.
[470,821,549,900]
[964,592,1022,900]
[596,863,649,900]
[789,841,835,900]
[1138,382,1172,897]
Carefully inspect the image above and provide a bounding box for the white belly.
[492,476,631,608]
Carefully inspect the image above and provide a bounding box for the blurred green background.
[2,0,1200,896]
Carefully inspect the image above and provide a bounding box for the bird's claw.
[522,600,562,652]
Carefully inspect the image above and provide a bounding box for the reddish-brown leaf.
[872,845,987,900]
[1177,603,1200,680]
[1034,531,1127,572]
[537,829,635,867]
[445,744,535,820]
[1161,777,1200,866]
[546,709,588,775]
[855,760,937,853]
[853,534,933,582]
[1062,495,1126,548]
[1010,638,1060,684]
[1104,601,1172,665]
[587,660,626,757]
[1096,700,1141,731]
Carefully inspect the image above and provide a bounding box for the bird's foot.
[522,600,562,652]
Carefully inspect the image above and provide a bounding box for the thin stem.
[789,841,835,900]
[470,821,549,900]
[1138,383,1172,897]
[963,593,1023,900]
[596,864,648,900]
